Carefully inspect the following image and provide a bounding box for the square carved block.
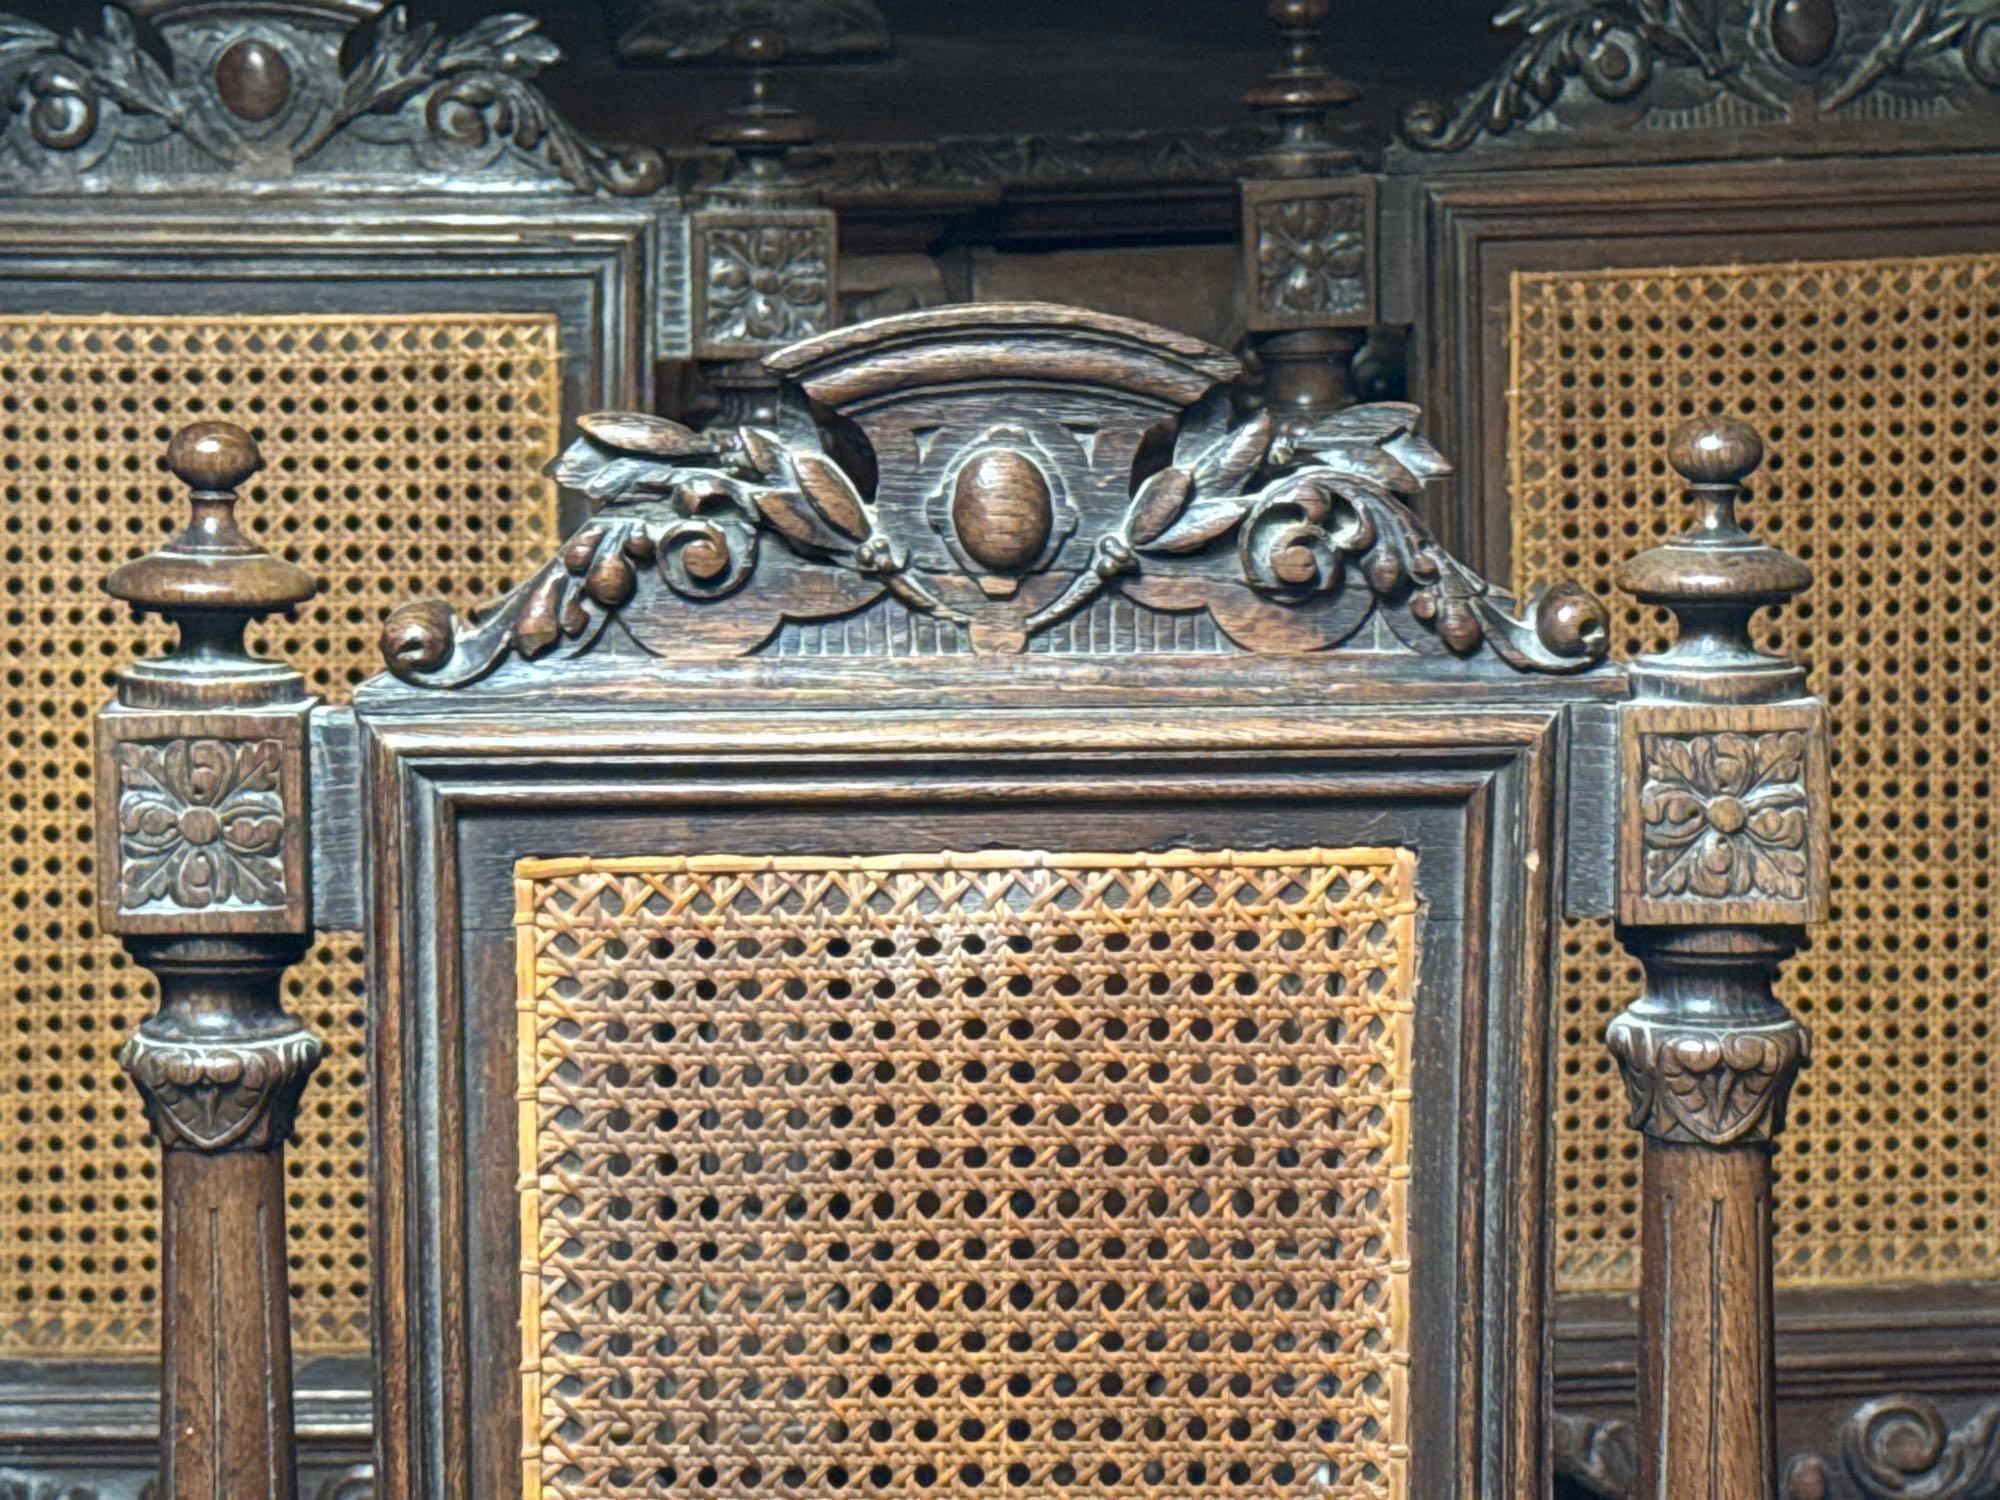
[1240,178,1376,333]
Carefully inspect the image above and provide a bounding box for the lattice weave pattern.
[518,850,1416,1500]
[1511,255,1999,1292]
[2,313,559,1354]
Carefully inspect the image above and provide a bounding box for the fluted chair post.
[98,422,322,1500]
[1610,416,1828,1498]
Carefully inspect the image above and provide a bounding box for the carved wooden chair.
[96,303,1827,1500]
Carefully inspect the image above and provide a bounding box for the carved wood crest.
[1400,0,2000,153]
[0,1,663,193]
[383,303,1612,683]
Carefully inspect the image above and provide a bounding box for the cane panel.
[1510,253,2000,1292]
[517,849,1417,1500]
[2,312,561,1355]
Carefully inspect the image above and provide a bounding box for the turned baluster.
[99,422,322,1500]
[1610,417,1828,1499]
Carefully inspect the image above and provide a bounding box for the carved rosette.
[1620,703,1829,929]
[1242,179,1375,332]
[115,737,287,914]
[690,212,836,359]
[1607,1013,1807,1146]
[119,1027,324,1153]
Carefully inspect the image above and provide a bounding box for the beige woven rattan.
[1511,253,1999,1293]
[2,312,560,1354]
[516,849,1418,1500]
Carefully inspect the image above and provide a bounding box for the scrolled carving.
[119,1027,324,1153]
[1031,400,1609,669]
[1640,729,1812,902]
[1839,1396,2000,1499]
[0,5,663,194]
[115,737,287,914]
[1606,1012,1807,1145]
[1399,0,2000,152]
[382,411,946,686]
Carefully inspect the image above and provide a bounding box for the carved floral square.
[1255,197,1366,318]
[703,225,831,346]
[116,738,286,911]
[1640,730,1810,902]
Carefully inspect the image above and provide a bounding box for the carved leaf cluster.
[119,1028,324,1153]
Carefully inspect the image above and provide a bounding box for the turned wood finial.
[1243,0,1358,177]
[105,422,316,707]
[703,26,816,176]
[109,421,315,622]
[1617,414,1810,700]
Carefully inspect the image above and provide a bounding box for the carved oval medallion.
[215,37,292,122]
[950,447,1054,571]
[1770,0,1837,69]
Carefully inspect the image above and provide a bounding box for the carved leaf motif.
[792,452,871,543]
[1184,408,1273,498]
[578,411,715,459]
[755,487,840,551]
[1147,498,1253,554]
[1124,466,1195,545]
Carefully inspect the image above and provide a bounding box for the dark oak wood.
[1608,419,1825,1500]
[98,424,327,1500]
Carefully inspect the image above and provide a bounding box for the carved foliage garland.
[0,6,663,192]
[381,400,1612,681]
[1400,0,2000,151]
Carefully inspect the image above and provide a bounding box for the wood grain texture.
[99,425,328,1500]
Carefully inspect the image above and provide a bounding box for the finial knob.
[1668,416,1763,488]
[107,423,314,623]
[165,420,263,494]
[731,26,787,67]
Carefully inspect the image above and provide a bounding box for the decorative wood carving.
[1610,417,1825,1500]
[97,421,326,1500]
[1840,1396,2000,1500]
[1552,1412,1638,1498]
[114,737,289,915]
[1245,179,1376,329]
[380,305,1610,681]
[0,1,663,193]
[609,0,892,63]
[1400,0,2000,153]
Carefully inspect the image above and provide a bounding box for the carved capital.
[120,1026,323,1153]
[1607,1012,1807,1146]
